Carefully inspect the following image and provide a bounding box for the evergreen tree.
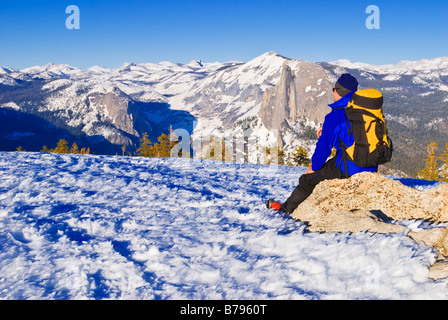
[155,133,171,157]
[438,143,448,182]
[54,139,69,153]
[262,146,284,165]
[290,146,311,167]
[41,145,50,153]
[137,132,153,157]
[158,129,181,158]
[70,143,80,154]
[80,147,90,155]
[136,131,187,159]
[418,142,439,181]
[40,140,89,154]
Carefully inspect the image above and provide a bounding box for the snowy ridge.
[0,67,17,74]
[330,57,448,75]
[1,51,328,162]
[330,57,448,91]
[0,151,447,300]
[2,52,448,177]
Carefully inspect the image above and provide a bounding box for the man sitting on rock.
[267,73,378,214]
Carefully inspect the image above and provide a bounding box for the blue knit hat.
[336,73,358,92]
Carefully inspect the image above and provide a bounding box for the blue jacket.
[311,91,378,176]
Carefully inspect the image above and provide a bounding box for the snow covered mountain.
[0,67,17,74]
[0,52,332,162]
[1,52,448,176]
[330,57,448,78]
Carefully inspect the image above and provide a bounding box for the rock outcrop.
[259,60,333,131]
[88,87,155,147]
[291,172,448,280]
[407,228,448,280]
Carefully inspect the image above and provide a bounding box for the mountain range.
[1,52,447,177]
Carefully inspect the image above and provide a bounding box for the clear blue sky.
[0,0,447,69]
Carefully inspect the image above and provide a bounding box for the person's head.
[333,73,358,101]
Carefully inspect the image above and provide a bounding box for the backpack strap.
[332,107,352,178]
[343,108,352,137]
[338,138,350,178]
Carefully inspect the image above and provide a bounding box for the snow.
[1,152,447,300]
[42,79,74,91]
[425,117,446,129]
[0,102,20,110]
[317,91,326,98]
[384,114,417,128]
[330,57,448,84]
[383,74,402,81]
[20,63,83,80]
[0,67,17,74]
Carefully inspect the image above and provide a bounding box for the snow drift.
[0,152,447,300]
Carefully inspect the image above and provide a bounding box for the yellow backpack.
[342,89,393,168]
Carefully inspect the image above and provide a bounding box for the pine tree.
[40,140,89,154]
[262,146,284,165]
[41,145,50,153]
[54,139,69,154]
[438,143,448,182]
[137,132,153,157]
[70,143,80,154]
[276,147,285,165]
[290,146,311,167]
[80,147,90,155]
[418,142,439,181]
[156,133,171,157]
[136,131,189,158]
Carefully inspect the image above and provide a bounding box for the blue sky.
[0,0,447,69]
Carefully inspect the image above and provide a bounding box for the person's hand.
[306,165,314,174]
[316,126,323,139]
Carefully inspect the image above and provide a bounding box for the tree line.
[16,139,90,154]
[16,132,447,182]
[135,130,313,167]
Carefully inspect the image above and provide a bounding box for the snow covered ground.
[0,151,447,300]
